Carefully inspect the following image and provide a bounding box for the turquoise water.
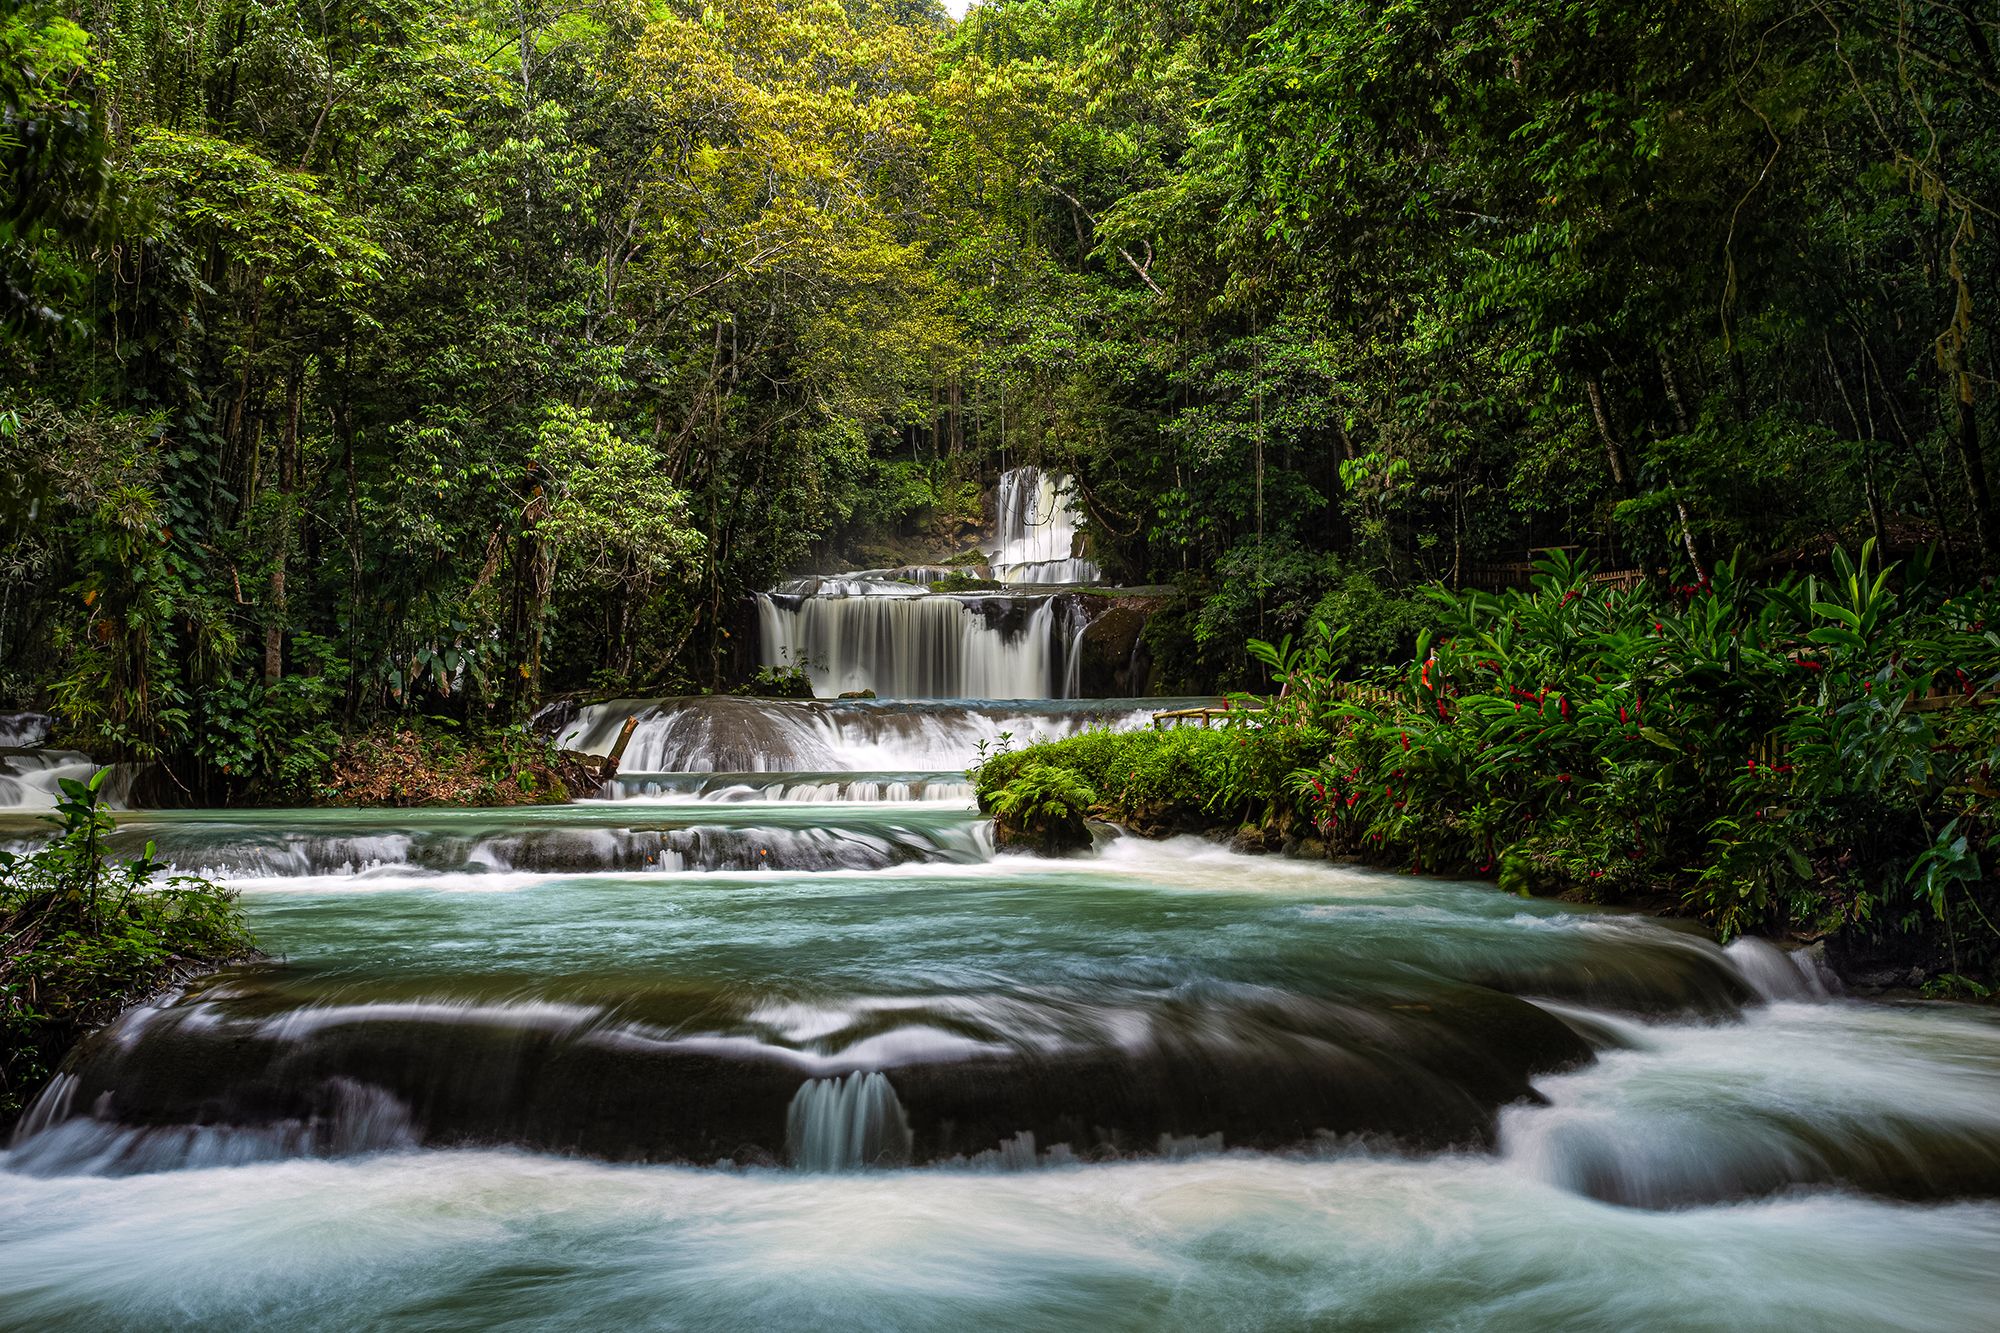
[3,699,1999,1330]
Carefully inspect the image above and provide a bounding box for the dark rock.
[527,698,580,739]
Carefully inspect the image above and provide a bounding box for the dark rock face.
[526,698,581,739]
[19,972,1596,1171]
[1074,599,1164,696]
[992,809,1092,857]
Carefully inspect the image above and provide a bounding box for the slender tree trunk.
[264,376,302,684]
[1950,381,1996,565]
[1584,377,1628,489]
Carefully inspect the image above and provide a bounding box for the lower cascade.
[786,1072,913,1171]
[5,701,2000,1329]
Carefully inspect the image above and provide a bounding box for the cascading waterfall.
[558,696,1186,772]
[9,496,2000,1332]
[990,466,1102,585]
[757,590,1060,699]
[751,465,1113,698]
[0,749,97,809]
[0,712,52,748]
[785,1071,913,1171]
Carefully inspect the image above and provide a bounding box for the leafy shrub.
[975,717,1322,834]
[988,763,1098,854]
[0,769,254,1122]
[739,647,819,700]
[1275,546,1999,968]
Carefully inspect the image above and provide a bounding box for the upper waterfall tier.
[989,467,1102,585]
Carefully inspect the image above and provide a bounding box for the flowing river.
[4,485,2000,1330]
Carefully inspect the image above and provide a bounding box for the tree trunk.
[1584,377,1628,490]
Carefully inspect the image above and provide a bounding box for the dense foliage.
[0,771,253,1121]
[4,0,1998,792]
[982,549,2000,986]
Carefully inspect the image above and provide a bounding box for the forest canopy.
[3,0,1996,795]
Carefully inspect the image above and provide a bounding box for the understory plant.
[0,769,254,1122]
[1276,547,1998,967]
[981,545,2000,980]
[988,762,1098,854]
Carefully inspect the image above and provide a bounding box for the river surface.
[4,695,2000,1330]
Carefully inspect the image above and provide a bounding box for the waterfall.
[989,467,1102,585]
[785,1071,912,1171]
[0,711,52,748]
[0,749,97,809]
[757,591,1061,699]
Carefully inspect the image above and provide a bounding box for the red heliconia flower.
[1618,705,1628,723]
[1399,732,1409,751]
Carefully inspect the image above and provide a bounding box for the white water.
[0,748,95,809]
[558,696,1182,772]
[7,501,2000,1327]
[989,466,1101,585]
[751,467,1107,698]
[786,1071,913,1171]
[599,771,974,804]
[0,712,51,748]
[757,591,1062,699]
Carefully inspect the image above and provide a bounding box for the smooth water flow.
[754,466,1105,697]
[990,466,1101,584]
[5,677,2000,1325]
[755,592,1068,698]
[786,1071,913,1171]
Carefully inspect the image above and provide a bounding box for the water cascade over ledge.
[7,499,2000,1329]
[754,465,1111,699]
[989,466,1101,585]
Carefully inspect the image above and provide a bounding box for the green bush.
[0,769,254,1122]
[986,546,2000,981]
[1275,547,2000,966]
[988,763,1098,853]
[975,718,1322,834]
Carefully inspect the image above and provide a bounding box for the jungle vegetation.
[3,0,1998,807]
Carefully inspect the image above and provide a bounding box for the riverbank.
[304,724,601,808]
[972,722,1980,997]
[0,774,255,1127]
